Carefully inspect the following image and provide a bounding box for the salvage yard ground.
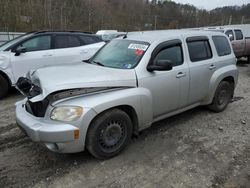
[0,61,250,188]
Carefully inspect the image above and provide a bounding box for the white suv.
[0,31,105,98]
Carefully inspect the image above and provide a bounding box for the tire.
[208,81,233,113]
[0,74,9,99]
[86,109,133,159]
[247,56,250,64]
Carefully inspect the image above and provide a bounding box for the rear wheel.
[208,81,233,112]
[86,109,133,159]
[0,74,9,99]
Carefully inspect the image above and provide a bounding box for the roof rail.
[32,30,93,34]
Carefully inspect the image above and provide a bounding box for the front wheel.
[208,81,233,112]
[86,109,133,159]
[0,75,9,99]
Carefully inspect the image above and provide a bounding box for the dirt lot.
[0,62,250,188]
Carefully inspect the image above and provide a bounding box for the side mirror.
[14,46,27,56]
[147,60,173,72]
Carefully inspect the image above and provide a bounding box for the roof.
[125,29,225,44]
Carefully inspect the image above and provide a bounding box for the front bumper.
[15,100,84,153]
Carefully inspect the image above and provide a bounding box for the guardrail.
[0,32,25,45]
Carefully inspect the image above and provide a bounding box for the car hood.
[28,63,137,102]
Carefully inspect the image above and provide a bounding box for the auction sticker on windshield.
[128,44,149,51]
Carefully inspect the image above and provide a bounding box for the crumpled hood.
[29,62,137,102]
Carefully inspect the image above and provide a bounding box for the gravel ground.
[0,62,249,188]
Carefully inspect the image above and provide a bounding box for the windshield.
[90,39,149,69]
[0,33,31,51]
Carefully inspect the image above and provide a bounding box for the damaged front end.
[16,77,124,117]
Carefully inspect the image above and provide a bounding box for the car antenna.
[123,32,128,39]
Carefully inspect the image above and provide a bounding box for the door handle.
[209,64,216,70]
[176,72,186,78]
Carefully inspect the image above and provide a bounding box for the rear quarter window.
[187,40,212,62]
[234,30,243,40]
[212,36,231,56]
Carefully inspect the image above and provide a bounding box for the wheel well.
[116,105,139,136]
[89,105,139,136]
[222,76,235,88]
[0,71,11,86]
[221,76,235,97]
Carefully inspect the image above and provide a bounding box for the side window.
[212,36,231,56]
[187,40,212,62]
[19,35,51,52]
[225,30,234,41]
[55,35,81,49]
[79,35,97,45]
[154,45,183,67]
[234,30,243,40]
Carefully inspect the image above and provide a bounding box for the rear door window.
[212,36,231,56]
[234,30,243,40]
[55,35,81,49]
[187,39,212,62]
[79,35,99,45]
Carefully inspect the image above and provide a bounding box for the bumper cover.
[16,101,78,143]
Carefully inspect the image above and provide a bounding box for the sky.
[172,0,250,10]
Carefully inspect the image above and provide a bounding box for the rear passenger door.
[78,35,105,60]
[53,34,84,65]
[186,36,216,105]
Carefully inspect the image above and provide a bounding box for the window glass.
[187,40,212,62]
[55,35,81,49]
[79,36,97,45]
[234,30,243,40]
[19,35,51,52]
[154,45,183,66]
[225,30,234,41]
[90,40,149,69]
[212,36,231,56]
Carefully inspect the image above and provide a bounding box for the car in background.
[203,25,250,62]
[0,31,105,98]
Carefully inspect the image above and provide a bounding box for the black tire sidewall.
[86,109,133,159]
[0,75,9,99]
[211,81,232,112]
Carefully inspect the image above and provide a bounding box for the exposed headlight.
[51,106,83,122]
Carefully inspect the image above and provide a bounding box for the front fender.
[57,88,153,131]
[203,64,238,104]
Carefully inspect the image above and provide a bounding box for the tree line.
[0,0,249,32]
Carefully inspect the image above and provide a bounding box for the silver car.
[16,30,238,159]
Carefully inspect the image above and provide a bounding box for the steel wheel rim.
[98,120,127,152]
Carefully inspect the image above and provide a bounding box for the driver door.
[138,40,189,118]
[10,35,54,82]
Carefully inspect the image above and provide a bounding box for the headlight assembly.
[50,106,83,122]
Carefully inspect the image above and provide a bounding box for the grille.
[25,99,49,117]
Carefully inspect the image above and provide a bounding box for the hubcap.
[218,89,227,105]
[99,121,124,150]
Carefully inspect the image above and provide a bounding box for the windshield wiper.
[82,59,90,63]
[93,61,105,67]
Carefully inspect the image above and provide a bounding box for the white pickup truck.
[0,31,105,98]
